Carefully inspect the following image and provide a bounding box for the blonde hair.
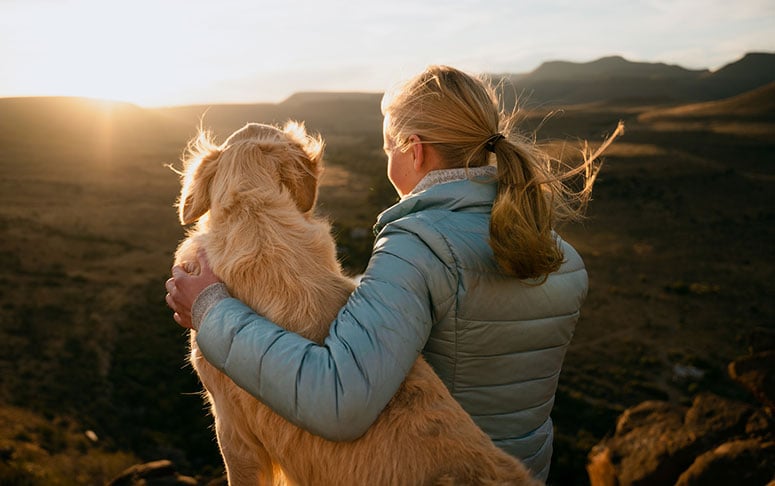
[381,65,622,280]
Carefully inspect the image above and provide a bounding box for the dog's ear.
[178,148,221,225]
[281,121,324,213]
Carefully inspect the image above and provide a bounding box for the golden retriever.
[173,121,541,485]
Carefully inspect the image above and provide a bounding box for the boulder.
[588,332,774,486]
[587,394,755,486]
[728,350,775,412]
[674,439,775,486]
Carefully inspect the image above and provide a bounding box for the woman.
[166,65,614,481]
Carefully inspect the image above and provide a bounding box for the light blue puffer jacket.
[194,171,587,481]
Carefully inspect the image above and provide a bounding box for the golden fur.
[174,121,542,485]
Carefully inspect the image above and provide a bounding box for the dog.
[174,121,542,485]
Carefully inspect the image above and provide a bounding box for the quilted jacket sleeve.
[194,220,457,441]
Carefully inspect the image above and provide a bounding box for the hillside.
[0,96,184,145]
[640,81,775,120]
[156,92,383,138]
[0,96,190,183]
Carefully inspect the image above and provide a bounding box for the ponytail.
[488,121,623,280]
[489,136,562,279]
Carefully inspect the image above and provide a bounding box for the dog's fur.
[174,122,542,485]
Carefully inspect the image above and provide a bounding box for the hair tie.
[484,133,505,153]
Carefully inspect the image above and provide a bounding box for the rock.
[683,393,753,442]
[614,400,685,436]
[108,459,199,486]
[585,446,619,486]
[728,350,775,412]
[587,400,690,485]
[588,333,775,486]
[674,439,775,486]
[587,394,757,486]
[746,408,774,438]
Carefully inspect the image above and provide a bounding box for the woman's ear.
[178,149,220,225]
[409,134,424,172]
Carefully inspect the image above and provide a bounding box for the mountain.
[701,52,775,99]
[706,52,775,83]
[281,91,381,106]
[524,55,707,81]
[499,52,775,106]
[147,52,775,137]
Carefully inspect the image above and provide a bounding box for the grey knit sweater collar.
[408,165,497,197]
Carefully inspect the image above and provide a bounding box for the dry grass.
[0,405,139,485]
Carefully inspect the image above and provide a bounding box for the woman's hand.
[165,249,221,329]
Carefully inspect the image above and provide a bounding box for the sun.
[1,1,207,106]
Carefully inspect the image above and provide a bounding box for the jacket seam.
[456,310,581,326]
[456,369,562,390]
[469,394,556,418]
[428,219,461,395]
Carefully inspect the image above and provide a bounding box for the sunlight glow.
[1,0,219,105]
[0,0,772,106]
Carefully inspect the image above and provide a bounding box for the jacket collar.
[374,166,497,234]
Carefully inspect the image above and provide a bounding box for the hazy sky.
[1,0,772,106]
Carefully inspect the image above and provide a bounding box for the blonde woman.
[166,65,617,481]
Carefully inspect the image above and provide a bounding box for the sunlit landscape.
[1,50,773,483]
[1,0,774,483]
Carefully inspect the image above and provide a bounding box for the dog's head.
[177,121,324,225]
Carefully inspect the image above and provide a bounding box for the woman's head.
[380,65,621,280]
[381,65,504,170]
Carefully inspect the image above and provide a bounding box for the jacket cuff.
[191,282,231,330]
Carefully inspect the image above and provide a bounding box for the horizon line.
[1,50,771,109]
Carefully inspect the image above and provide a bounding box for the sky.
[1,0,773,107]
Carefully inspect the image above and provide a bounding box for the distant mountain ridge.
[499,52,775,106]
[521,55,708,81]
[699,52,775,99]
[702,52,775,81]
[1,52,773,125]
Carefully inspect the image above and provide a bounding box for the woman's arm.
[193,222,456,441]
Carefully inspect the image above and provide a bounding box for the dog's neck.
[194,202,353,343]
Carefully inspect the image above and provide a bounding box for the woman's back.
[374,172,588,480]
